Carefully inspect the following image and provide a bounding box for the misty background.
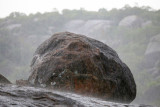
[0,0,160,106]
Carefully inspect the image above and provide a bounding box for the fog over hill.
[0,6,160,106]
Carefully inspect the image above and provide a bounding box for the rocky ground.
[0,84,155,107]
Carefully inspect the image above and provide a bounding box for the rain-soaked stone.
[28,32,136,103]
[0,74,11,84]
[0,84,155,107]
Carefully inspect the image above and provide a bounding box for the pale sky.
[0,0,160,18]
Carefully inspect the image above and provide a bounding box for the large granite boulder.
[0,74,11,84]
[28,32,136,103]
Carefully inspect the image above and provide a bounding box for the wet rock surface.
[0,74,11,84]
[0,84,155,107]
[0,84,82,107]
[28,32,136,103]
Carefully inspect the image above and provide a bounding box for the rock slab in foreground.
[0,84,154,107]
[28,32,136,103]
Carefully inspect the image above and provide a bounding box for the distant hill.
[0,6,160,106]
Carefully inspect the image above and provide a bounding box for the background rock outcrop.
[118,15,143,27]
[0,74,11,84]
[64,20,112,38]
[144,34,160,78]
[28,32,136,103]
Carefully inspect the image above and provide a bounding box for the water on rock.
[28,32,136,103]
[0,84,155,107]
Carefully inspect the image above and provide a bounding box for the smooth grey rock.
[119,15,142,27]
[145,34,160,55]
[144,34,160,69]
[64,20,112,38]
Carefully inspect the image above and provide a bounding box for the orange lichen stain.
[74,78,97,94]
[72,74,116,98]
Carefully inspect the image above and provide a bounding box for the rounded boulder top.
[28,32,136,103]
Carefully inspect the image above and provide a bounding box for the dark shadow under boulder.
[28,32,136,103]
